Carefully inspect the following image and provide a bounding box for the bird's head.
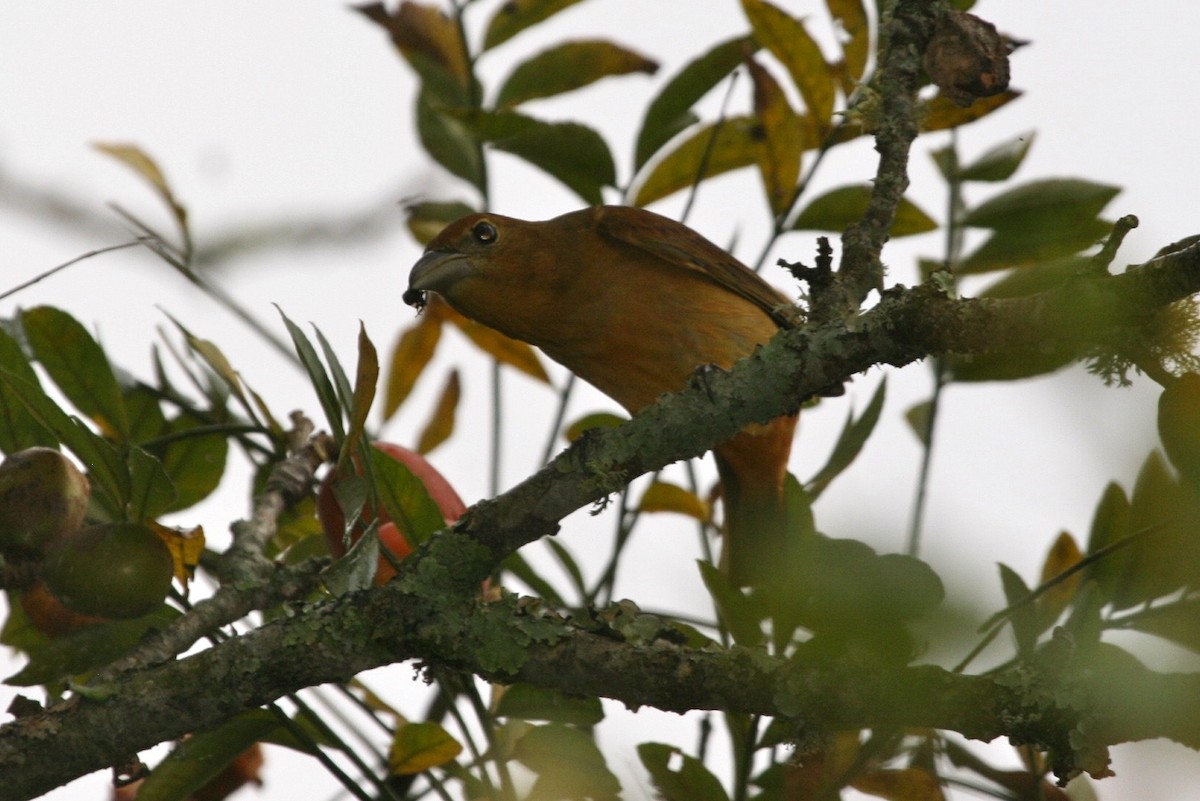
[404,212,532,311]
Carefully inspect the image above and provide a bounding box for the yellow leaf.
[388,721,463,775]
[633,116,761,207]
[564,412,626,443]
[416,369,460,455]
[639,481,711,522]
[921,90,1022,132]
[385,311,443,418]
[745,56,806,215]
[149,521,204,586]
[741,0,836,131]
[93,142,189,245]
[1037,531,1083,626]
[447,308,550,383]
[851,767,944,801]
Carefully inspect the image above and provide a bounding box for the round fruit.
[0,447,90,558]
[318,442,466,585]
[42,522,173,619]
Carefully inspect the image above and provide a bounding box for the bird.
[404,205,799,587]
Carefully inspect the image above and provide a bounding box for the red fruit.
[19,580,109,638]
[318,442,466,585]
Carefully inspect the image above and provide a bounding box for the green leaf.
[638,743,731,801]
[495,683,605,726]
[1125,597,1200,654]
[792,185,937,237]
[1083,481,1131,603]
[496,40,657,108]
[633,116,760,207]
[356,2,469,105]
[347,324,379,461]
[998,563,1037,656]
[155,417,229,513]
[958,217,1112,274]
[742,0,835,130]
[22,306,129,440]
[277,308,344,440]
[958,131,1036,182]
[0,324,55,451]
[502,552,566,607]
[963,178,1120,230]
[368,444,445,546]
[483,0,586,50]
[405,200,476,245]
[634,36,756,171]
[974,255,1087,298]
[512,724,622,799]
[563,411,626,442]
[389,721,463,775]
[0,368,128,514]
[905,400,933,447]
[1116,451,1198,609]
[416,88,484,190]
[462,111,615,205]
[127,446,177,521]
[805,378,886,498]
[545,538,587,598]
[133,711,279,801]
[697,561,764,646]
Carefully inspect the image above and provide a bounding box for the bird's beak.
[404,250,473,308]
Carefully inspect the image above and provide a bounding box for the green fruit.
[0,447,90,558]
[43,522,173,619]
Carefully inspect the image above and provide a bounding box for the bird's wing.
[593,206,798,328]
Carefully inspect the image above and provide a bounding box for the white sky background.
[2,1,1199,799]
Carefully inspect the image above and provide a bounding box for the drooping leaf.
[495,683,605,727]
[792,185,937,237]
[93,142,189,246]
[496,40,657,108]
[825,0,870,85]
[460,111,616,205]
[22,306,129,440]
[638,743,731,801]
[447,307,549,382]
[0,324,55,451]
[633,116,761,207]
[742,0,836,131]
[483,0,586,50]
[416,368,460,455]
[634,36,757,171]
[133,713,276,801]
[805,378,886,498]
[958,131,1036,182]
[389,721,463,775]
[745,56,806,215]
[405,200,477,245]
[638,481,710,522]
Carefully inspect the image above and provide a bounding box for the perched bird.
[404,205,798,586]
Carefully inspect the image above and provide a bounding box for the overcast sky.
[3,2,1199,799]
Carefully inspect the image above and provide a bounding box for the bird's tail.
[714,414,798,587]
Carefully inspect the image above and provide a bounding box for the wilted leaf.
[745,56,805,214]
[416,368,460,454]
[496,40,657,108]
[483,0,586,50]
[638,481,710,521]
[356,2,469,103]
[792,185,936,237]
[385,311,443,419]
[633,116,761,207]
[742,0,836,131]
[150,521,204,585]
[958,131,1035,182]
[634,36,757,171]
[638,743,731,801]
[93,142,189,245]
[22,306,129,440]
[389,721,463,775]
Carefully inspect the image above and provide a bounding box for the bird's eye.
[471,220,498,245]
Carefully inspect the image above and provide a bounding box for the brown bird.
[404,205,798,586]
